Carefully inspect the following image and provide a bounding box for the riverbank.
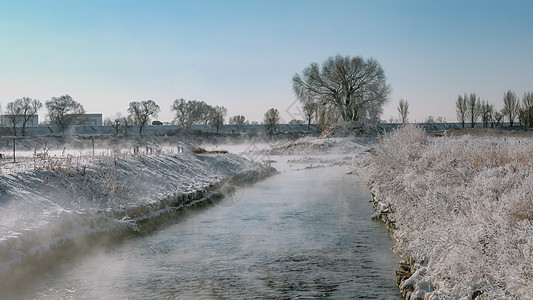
[0,143,276,287]
[355,125,533,299]
[2,141,403,299]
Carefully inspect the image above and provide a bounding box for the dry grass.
[358,125,533,298]
[471,146,533,169]
[429,127,533,138]
[192,147,228,154]
[512,200,533,223]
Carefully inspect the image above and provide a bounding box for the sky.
[1,0,532,124]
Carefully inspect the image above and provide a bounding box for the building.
[0,115,39,127]
[70,114,103,126]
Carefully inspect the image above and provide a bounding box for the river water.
[7,156,401,299]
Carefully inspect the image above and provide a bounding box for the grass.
[357,125,533,299]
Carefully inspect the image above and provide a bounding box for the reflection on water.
[8,160,401,299]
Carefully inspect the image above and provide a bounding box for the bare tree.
[466,93,481,128]
[21,98,42,136]
[293,55,391,124]
[480,100,494,128]
[208,106,227,134]
[113,118,121,134]
[128,100,160,135]
[493,111,504,127]
[397,99,409,124]
[120,115,132,135]
[264,108,280,138]
[103,117,112,126]
[522,92,533,127]
[45,95,85,134]
[313,97,338,130]
[302,100,317,131]
[6,97,42,136]
[502,90,520,127]
[104,113,124,135]
[518,108,527,126]
[5,102,22,136]
[456,94,468,128]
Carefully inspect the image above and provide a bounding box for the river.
[5,155,401,299]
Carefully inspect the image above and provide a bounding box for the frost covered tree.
[264,108,280,138]
[455,94,468,128]
[45,95,85,134]
[104,112,125,135]
[466,93,481,128]
[171,99,212,132]
[228,115,246,125]
[288,119,304,124]
[192,101,212,125]
[128,100,160,135]
[397,99,409,124]
[120,115,132,135]
[171,98,191,129]
[6,97,42,136]
[502,90,520,127]
[208,105,227,134]
[312,97,338,129]
[103,117,119,135]
[292,55,391,124]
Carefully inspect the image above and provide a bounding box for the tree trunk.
[22,119,27,136]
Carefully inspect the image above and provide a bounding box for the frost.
[0,143,275,282]
[356,125,533,299]
[400,266,426,290]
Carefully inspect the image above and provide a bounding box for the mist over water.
[5,158,401,299]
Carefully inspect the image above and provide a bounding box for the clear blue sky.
[1,0,532,123]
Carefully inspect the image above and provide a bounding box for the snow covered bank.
[236,136,372,173]
[0,145,276,284]
[264,136,372,155]
[356,125,533,299]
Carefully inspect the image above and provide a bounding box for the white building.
[0,115,39,127]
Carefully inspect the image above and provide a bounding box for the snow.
[356,125,533,299]
[0,141,275,282]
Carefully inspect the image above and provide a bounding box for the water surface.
[8,159,401,299]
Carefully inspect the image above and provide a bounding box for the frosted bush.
[357,125,533,299]
[0,142,276,285]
